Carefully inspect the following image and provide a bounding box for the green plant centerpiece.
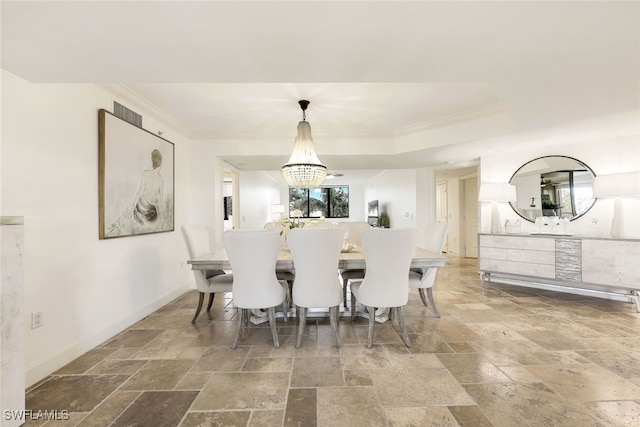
[379,212,390,228]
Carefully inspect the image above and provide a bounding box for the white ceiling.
[2,1,639,176]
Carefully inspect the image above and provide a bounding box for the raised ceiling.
[2,1,639,173]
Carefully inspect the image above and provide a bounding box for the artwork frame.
[99,109,175,239]
[223,196,232,221]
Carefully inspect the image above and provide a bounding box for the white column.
[1,217,25,427]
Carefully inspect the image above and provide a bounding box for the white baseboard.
[25,285,191,388]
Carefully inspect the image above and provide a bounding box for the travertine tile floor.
[25,257,640,426]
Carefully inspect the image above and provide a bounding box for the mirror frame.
[508,155,597,222]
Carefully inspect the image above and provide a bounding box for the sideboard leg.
[480,272,491,287]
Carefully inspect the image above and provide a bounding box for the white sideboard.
[478,233,640,311]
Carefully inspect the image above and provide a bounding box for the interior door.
[435,182,448,252]
[463,177,478,258]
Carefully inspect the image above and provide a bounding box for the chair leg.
[426,288,441,318]
[232,308,244,350]
[396,306,411,347]
[329,305,341,348]
[418,288,428,307]
[350,290,357,321]
[268,307,280,348]
[295,307,307,348]
[206,292,215,311]
[388,306,394,321]
[366,306,375,348]
[288,281,295,309]
[343,277,348,308]
[191,292,205,323]
[282,298,288,323]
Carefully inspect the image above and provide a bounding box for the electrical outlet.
[31,312,42,329]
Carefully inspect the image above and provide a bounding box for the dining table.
[188,245,447,271]
[188,245,447,323]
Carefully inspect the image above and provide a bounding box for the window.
[289,186,349,218]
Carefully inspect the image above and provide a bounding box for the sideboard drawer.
[479,258,555,278]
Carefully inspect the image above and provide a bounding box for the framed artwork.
[223,196,232,221]
[99,109,175,239]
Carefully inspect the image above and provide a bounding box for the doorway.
[223,170,239,230]
[435,182,448,253]
[435,166,478,258]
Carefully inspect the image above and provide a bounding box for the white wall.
[345,184,366,222]
[415,168,437,248]
[1,71,195,386]
[237,171,282,229]
[364,170,417,230]
[479,135,640,237]
[183,142,232,249]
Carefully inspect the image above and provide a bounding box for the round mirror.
[509,155,596,222]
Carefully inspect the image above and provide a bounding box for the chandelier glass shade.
[281,100,327,189]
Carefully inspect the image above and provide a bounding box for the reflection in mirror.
[509,156,596,222]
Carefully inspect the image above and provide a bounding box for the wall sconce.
[593,171,640,238]
[478,182,517,234]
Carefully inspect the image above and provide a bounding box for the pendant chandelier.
[281,100,327,189]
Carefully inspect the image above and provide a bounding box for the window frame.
[288,186,349,219]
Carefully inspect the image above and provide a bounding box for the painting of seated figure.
[99,109,174,239]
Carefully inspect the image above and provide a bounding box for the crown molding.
[394,103,508,137]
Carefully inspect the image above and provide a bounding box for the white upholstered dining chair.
[303,220,334,228]
[287,228,345,348]
[181,225,233,323]
[349,228,416,348]
[409,222,448,318]
[336,221,371,245]
[263,220,287,247]
[336,221,371,308]
[223,229,289,350]
[263,221,296,291]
